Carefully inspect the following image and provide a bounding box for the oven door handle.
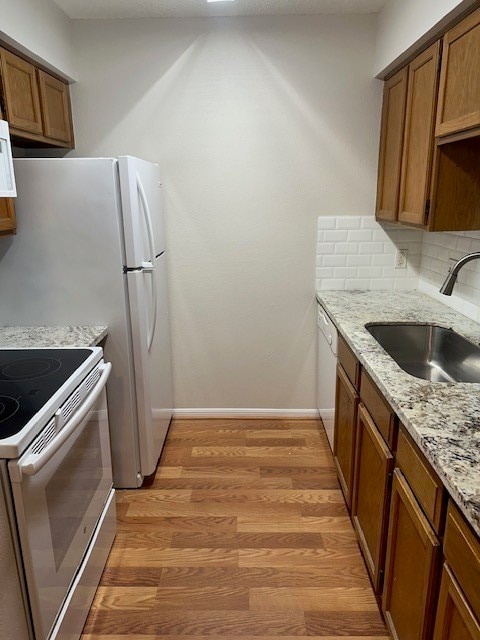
[18,362,112,478]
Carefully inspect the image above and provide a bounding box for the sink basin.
[366,323,480,383]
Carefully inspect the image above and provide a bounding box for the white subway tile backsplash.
[371,254,393,266]
[358,266,383,279]
[316,267,334,279]
[370,278,394,289]
[346,278,370,289]
[346,255,372,267]
[317,218,336,230]
[324,230,349,242]
[336,216,362,229]
[324,255,348,267]
[333,267,357,279]
[315,216,480,315]
[359,242,384,255]
[334,242,359,255]
[318,242,335,255]
[360,217,378,230]
[316,216,420,292]
[347,229,374,242]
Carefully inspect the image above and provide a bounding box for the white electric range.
[0,347,116,640]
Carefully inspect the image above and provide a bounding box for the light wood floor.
[81,418,389,639]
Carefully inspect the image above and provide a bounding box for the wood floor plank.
[189,489,344,504]
[151,477,294,490]
[90,587,157,611]
[249,586,379,611]
[82,417,387,640]
[236,515,353,533]
[157,564,372,588]
[170,532,325,549]
[153,586,249,610]
[107,547,239,567]
[83,610,308,636]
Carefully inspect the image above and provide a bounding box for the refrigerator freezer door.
[118,156,166,267]
[126,253,173,476]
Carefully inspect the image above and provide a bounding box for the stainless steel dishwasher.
[316,304,338,451]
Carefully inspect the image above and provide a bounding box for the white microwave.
[0,119,16,197]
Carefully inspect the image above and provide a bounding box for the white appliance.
[0,347,115,640]
[0,156,173,488]
[316,304,338,450]
[0,119,16,197]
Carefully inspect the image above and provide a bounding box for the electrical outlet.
[395,249,408,269]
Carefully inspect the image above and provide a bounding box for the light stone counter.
[0,326,108,348]
[315,289,480,537]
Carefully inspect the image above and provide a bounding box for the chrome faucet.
[440,252,480,295]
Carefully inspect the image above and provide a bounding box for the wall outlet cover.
[395,249,408,269]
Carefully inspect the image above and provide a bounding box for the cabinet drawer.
[443,502,480,620]
[338,335,360,390]
[360,370,397,449]
[396,428,446,534]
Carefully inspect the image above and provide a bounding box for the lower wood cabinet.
[434,564,480,640]
[351,402,394,594]
[333,364,358,510]
[382,468,441,639]
[0,198,16,235]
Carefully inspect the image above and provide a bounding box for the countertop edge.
[316,289,480,538]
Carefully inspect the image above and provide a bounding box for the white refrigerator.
[0,156,173,488]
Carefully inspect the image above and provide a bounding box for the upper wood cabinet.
[0,48,74,148]
[398,41,441,226]
[0,49,42,135]
[376,68,408,222]
[37,70,73,144]
[376,43,440,227]
[436,7,480,139]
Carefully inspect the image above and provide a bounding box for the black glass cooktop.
[0,349,93,439]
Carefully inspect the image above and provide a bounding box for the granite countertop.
[0,326,108,348]
[315,289,480,537]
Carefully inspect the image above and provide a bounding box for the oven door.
[8,362,113,640]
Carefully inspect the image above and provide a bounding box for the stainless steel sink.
[366,323,480,383]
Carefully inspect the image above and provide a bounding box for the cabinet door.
[376,67,408,222]
[0,198,16,234]
[37,70,73,144]
[0,49,42,134]
[434,564,480,640]
[398,42,441,227]
[436,7,480,137]
[333,364,359,510]
[352,403,394,594]
[382,468,441,640]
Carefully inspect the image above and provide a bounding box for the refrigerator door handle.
[137,172,156,265]
[144,267,157,352]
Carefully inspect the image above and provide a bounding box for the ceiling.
[54,0,386,20]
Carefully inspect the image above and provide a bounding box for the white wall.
[70,15,381,410]
[374,0,477,77]
[0,0,76,80]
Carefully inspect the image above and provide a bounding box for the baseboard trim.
[173,408,320,419]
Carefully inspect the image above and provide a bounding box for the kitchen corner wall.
[70,14,381,410]
[316,216,422,291]
[419,231,480,322]
[316,218,480,324]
